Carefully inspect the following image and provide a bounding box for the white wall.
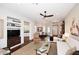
[0,6,35,48]
[0,17,7,48]
[29,22,36,40]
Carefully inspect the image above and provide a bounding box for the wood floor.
[23,37,32,46]
[11,37,31,53]
[48,42,57,55]
[11,37,57,55]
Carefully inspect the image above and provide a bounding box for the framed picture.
[37,27,43,32]
[70,19,79,36]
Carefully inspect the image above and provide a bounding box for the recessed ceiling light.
[32,3,38,5]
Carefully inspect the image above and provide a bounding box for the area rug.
[48,42,57,55]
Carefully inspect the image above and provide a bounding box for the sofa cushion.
[66,46,76,55]
[67,35,79,50]
[70,35,79,41]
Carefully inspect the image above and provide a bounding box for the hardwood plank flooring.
[11,37,32,53]
[48,42,57,55]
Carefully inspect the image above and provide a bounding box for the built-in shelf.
[7,16,21,29]
[7,16,21,50]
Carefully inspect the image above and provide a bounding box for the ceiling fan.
[40,11,54,18]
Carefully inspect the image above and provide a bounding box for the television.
[7,30,20,37]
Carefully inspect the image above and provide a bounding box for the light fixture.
[32,3,38,5]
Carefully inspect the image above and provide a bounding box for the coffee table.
[36,42,50,55]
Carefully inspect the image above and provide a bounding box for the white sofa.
[68,35,79,50]
[55,34,79,55]
[57,41,76,55]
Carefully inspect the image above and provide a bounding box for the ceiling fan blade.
[46,15,54,17]
[40,13,45,16]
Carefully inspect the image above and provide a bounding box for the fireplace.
[7,30,21,48]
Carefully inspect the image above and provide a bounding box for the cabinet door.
[0,19,4,38]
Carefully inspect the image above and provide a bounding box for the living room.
[0,3,79,55]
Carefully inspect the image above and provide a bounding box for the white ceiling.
[0,3,76,22]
